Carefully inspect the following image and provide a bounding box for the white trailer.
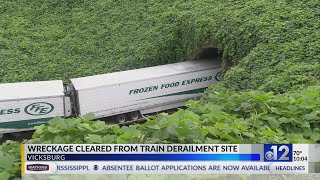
[71,59,222,123]
[0,80,71,134]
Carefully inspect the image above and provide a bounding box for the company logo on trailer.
[26,164,49,171]
[215,71,222,81]
[25,102,54,115]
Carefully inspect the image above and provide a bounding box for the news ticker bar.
[21,144,320,175]
[22,161,312,174]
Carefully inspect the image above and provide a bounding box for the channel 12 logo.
[264,144,292,162]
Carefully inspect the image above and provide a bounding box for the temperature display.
[292,146,309,162]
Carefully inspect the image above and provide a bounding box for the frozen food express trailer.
[0,59,223,134]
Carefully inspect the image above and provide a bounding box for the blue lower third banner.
[21,144,319,175]
[26,154,260,161]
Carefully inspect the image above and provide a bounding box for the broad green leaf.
[0,172,10,180]
[48,116,64,125]
[301,121,310,128]
[214,123,226,129]
[313,128,320,133]
[287,105,298,112]
[122,126,141,137]
[303,113,318,121]
[144,138,161,144]
[53,136,66,144]
[241,102,251,108]
[58,120,70,129]
[243,132,255,138]
[103,135,116,143]
[232,128,241,135]
[275,129,285,136]
[199,128,208,136]
[204,138,221,144]
[0,155,15,169]
[207,127,221,137]
[48,127,61,134]
[117,136,132,144]
[87,134,102,143]
[310,133,320,141]
[148,125,160,130]
[165,125,177,135]
[82,113,95,120]
[270,107,281,114]
[93,121,107,128]
[261,130,277,137]
[293,118,305,125]
[184,119,197,127]
[278,117,291,123]
[176,127,191,138]
[220,133,240,143]
[81,123,95,132]
[268,119,280,128]
[299,101,317,109]
[303,128,312,137]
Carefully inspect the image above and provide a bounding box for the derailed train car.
[0,59,222,134]
[0,81,72,134]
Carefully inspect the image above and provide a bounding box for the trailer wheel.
[127,111,140,120]
[115,114,127,123]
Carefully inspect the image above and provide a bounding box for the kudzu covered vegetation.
[1,0,319,92]
[0,0,319,179]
